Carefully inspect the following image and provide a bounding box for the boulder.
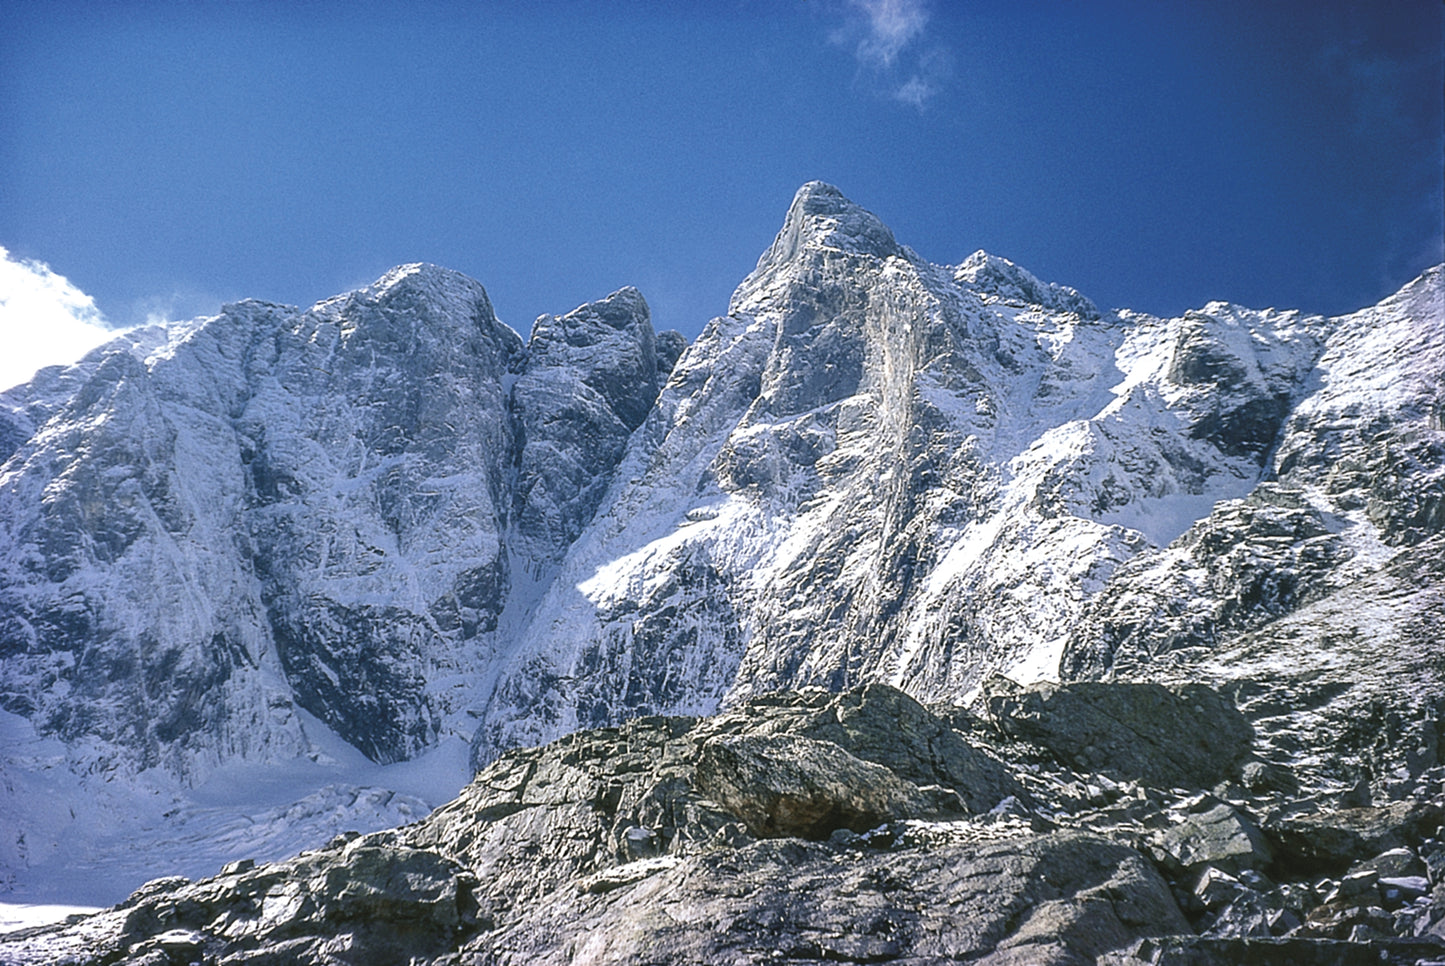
[104,838,478,965]
[1349,847,1427,880]
[708,683,1023,813]
[694,732,958,838]
[1153,801,1273,876]
[1265,802,1445,875]
[1378,876,1429,905]
[1194,867,1246,910]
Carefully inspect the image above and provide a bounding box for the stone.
[1204,889,1276,939]
[1266,907,1301,936]
[1325,869,1377,903]
[984,679,1254,791]
[1303,894,1396,941]
[1241,759,1299,796]
[707,683,1024,814]
[103,838,478,964]
[620,825,660,860]
[9,677,1443,965]
[1378,876,1430,903]
[694,732,952,838]
[1154,803,1274,875]
[1265,802,1445,875]
[153,929,206,954]
[1351,847,1428,880]
[1194,867,1245,909]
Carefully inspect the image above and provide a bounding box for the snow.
[1101,491,1226,549]
[0,703,471,907]
[0,902,101,933]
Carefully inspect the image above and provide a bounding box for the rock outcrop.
[983,678,1254,791]
[7,682,1443,965]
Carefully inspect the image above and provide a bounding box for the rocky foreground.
[4,681,1442,965]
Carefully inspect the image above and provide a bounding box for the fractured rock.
[985,679,1254,791]
[709,683,1024,813]
[1265,801,1445,875]
[0,687,1199,965]
[1153,801,1273,875]
[694,732,956,838]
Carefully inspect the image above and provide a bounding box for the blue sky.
[0,0,1440,381]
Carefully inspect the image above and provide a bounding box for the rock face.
[471,184,1443,787]
[9,682,1444,966]
[0,182,1441,909]
[983,678,1254,790]
[510,286,668,573]
[0,268,676,777]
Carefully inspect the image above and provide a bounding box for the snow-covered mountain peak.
[362,261,488,302]
[730,183,904,314]
[308,263,507,342]
[778,180,901,255]
[529,286,649,342]
[954,250,1099,320]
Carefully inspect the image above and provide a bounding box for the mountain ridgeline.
[1,182,1441,814]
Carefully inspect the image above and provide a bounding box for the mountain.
[473,183,1441,789]
[0,183,1440,909]
[0,266,677,900]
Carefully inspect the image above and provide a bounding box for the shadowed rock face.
[11,680,1444,965]
[510,287,669,571]
[0,270,673,772]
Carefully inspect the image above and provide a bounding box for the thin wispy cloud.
[852,0,929,69]
[830,0,951,110]
[0,247,121,391]
[135,290,207,328]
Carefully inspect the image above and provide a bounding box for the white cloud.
[851,0,929,69]
[0,247,123,391]
[893,73,937,110]
[831,0,949,110]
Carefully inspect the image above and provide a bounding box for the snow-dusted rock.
[0,182,1440,907]
[0,267,674,900]
[510,286,667,573]
[474,183,1435,769]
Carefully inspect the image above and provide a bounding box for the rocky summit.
[0,183,1442,962]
